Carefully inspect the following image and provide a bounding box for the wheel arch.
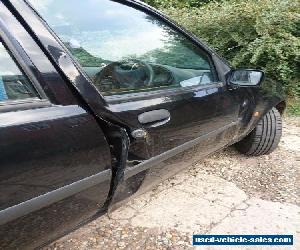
[275,100,286,115]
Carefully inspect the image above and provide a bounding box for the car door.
[0,4,112,249]
[25,0,242,161]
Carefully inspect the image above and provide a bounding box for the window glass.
[0,41,39,102]
[30,0,217,96]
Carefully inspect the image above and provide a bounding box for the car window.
[30,0,217,96]
[0,41,39,102]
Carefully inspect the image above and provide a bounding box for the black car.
[0,0,285,249]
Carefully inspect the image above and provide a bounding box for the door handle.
[138,109,170,126]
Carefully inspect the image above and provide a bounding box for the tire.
[235,107,282,156]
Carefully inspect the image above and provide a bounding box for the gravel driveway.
[46,117,300,250]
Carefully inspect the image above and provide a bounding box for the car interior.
[0,42,38,102]
[82,59,214,95]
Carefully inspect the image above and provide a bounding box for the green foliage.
[287,98,300,116]
[143,0,216,8]
[150,0,299,97]
[69,47,107,66]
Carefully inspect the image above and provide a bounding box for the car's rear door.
[0,4,112,249]
[24,0,242,161]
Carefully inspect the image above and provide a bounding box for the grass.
[286,98,300,116]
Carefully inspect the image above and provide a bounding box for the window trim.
[0,98,51,113]
[0,17,49,110]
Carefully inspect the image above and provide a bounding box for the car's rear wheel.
[235,107,282,156]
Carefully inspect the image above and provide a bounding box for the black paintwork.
[0,0,285,249]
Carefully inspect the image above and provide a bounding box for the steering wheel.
[94,59,154,91]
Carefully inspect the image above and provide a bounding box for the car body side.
[0,0,286,248]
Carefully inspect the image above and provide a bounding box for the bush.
[143,0,216,8]
[151,0,300,97]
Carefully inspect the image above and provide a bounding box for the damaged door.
[28,0,240,161]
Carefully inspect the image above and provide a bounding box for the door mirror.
[228,69,264,88]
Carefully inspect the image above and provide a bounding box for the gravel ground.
[45,117,300,250]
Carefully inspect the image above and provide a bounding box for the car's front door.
[27,0,242,160]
